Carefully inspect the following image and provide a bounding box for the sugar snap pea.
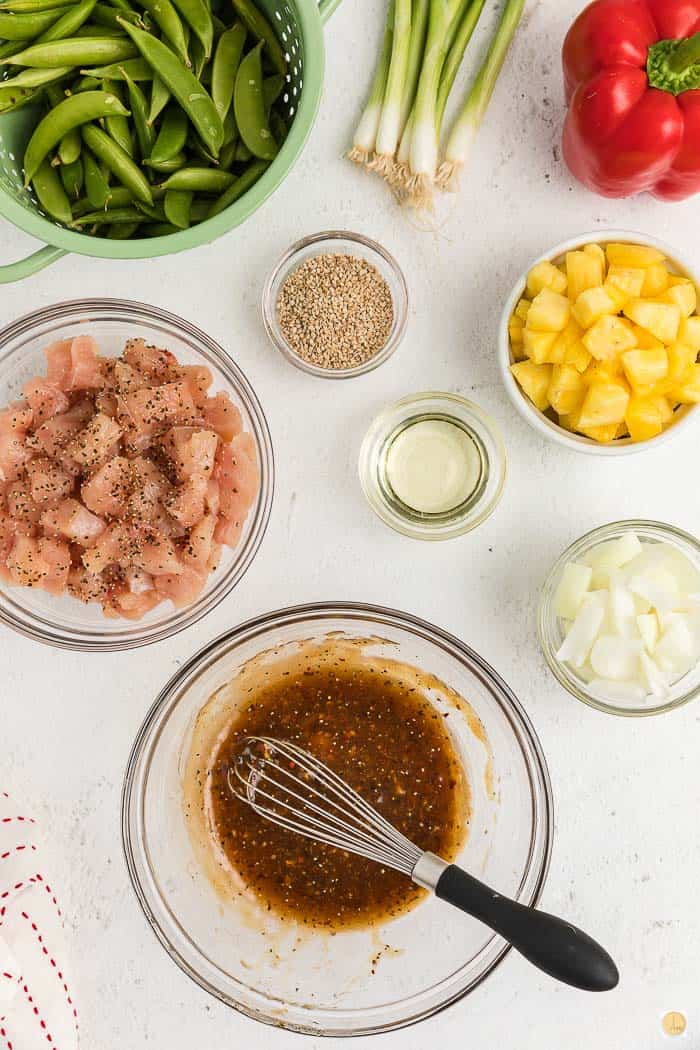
[0,41,26,61]
[81,121,153,203]
[0,65,74,89]
[148,101,187,163]
[211,21,244,121]
[131,0,189,64]
[118,19,223,155]
[107,220,141,236]
[207,156,267,216]
[72,205,144,225]
[0,8,64,39]
[159,166,234,191]
[102,78,134,155]
[58,127,82,163]
[23,89,129,183]
[0,0,73,11]
[142,221,178,235]
[32,157,72,224]
[92,3,144,27]
[122,69,153,158]
[234,140,251,162]
[144,149,186,172]
[233,41,277,160]
[74,179,135,212]
[59,155,83,197]
[163,187,192,227]
[37,0,98,43]
[189,33,206,78]
[80,56,151,79]
[263,72,285,111]
[103,0,136,13]
[81,142,111,206]
[221,107,237,144]
[0,83,36,113]
[218,139,236,170]
[230,0,285,74]
[147,74,169,122]
[133,198,165,220]
[77,23,123,36]
[171,0,212,58]
[7,37,137,67]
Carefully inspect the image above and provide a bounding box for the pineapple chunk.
[526,288,571,332]
[511,361,553,411]
[667,342,698,382]
[509,317,526,360]
[515,298,531,322]
[579,422,620,443]
[672,364,700,403]
[640,262,669,297]
[583,359,624,386]
[583,243,607,274]
[605,265,646,300]
[547,364,586,415]
[523,329,557,365]
[582,315,637,360]
[663,279,697,317]
[564,341,593,373]
[621,347,669,390]
[630,324,664,351]
[678,315,700,349]
[578,382,630,429]
[625,396,664,442]
[566,250,604,302]
[623,299,681,344]
[509,314,524,342]
[606,243,665,268]
[573,286,618,328]
[526,260,567,298]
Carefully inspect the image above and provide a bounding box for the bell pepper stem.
[647,31,700,95]
[667,30,700,73]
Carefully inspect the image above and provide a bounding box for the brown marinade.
[209,660,470,930]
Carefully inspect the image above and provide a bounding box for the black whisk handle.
[435,865,619,992]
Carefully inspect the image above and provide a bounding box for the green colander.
[0,0,339,283]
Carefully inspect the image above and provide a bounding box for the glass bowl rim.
[121,600,554,1037]
[261,230,409,380]
[358,391,508,541]
[537,518,700,717]
[0,298,274,651]
[497,229,700,456]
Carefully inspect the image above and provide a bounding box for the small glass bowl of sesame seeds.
[262,231,409,379]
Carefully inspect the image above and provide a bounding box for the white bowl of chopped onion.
[498,230,700,455]
[538,520,700,716]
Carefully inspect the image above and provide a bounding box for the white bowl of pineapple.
[499,231,700,454]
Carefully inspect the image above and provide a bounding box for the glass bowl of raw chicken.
[538,520,700,716]
[0,300,273,651]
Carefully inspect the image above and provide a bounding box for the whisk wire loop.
[228,735,423,876]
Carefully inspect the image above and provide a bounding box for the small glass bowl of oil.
[359,392,507,541]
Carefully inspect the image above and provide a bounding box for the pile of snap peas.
[0,0,289,236]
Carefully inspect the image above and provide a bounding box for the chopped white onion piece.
[639,652,671,699]
[590,635,643,681]
[636,613,659,653]
[554,561,593,620]
[556,593,605,668]
[655,615,698,675]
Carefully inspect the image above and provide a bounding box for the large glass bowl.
[0,300,274,650]
[122,603,553,1036]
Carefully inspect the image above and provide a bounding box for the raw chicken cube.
[81,456,132,517]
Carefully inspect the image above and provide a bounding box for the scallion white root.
[438,0,525,189]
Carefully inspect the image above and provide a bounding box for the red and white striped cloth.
[0,792,78,1050]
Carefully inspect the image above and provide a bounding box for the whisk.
[229,736,619,993]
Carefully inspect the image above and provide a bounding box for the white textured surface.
[2,0,700,1047]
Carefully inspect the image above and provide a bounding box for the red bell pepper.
[562,0,700,201]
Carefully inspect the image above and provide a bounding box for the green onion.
[348,0,394,167]
[438,0,525,189]
[371,0,412,176]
